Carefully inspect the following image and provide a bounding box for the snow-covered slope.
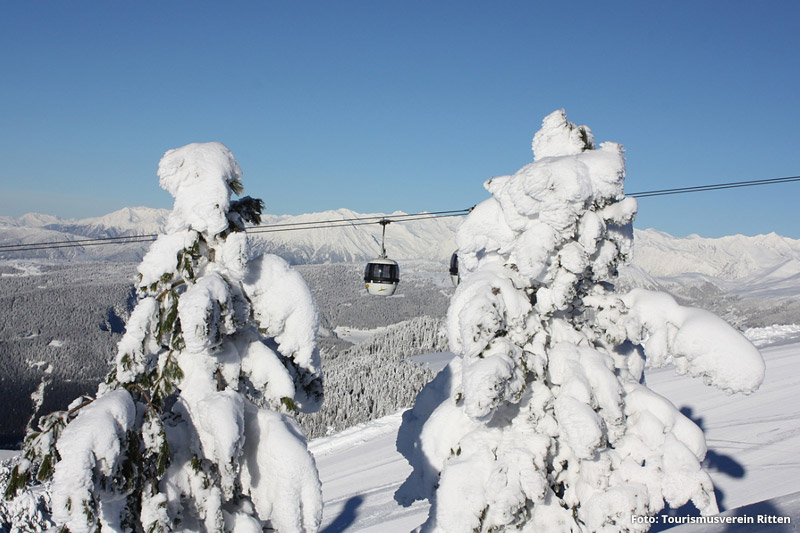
[632,229,800,300]
[633,230,800,281]
[309,336,800,532]
[0,207,168,236]
[252,208,459,263]
[666,492,800,532]
[0,213,63,228]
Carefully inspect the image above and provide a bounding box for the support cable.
[1,175,798,254]
[0,211,469,253]
[628,175,800,198]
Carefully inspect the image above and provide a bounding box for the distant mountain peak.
[78,206,170,231]
[14,213,67,228]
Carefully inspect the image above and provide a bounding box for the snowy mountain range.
[3,206,800,300]
[0,207,168,237]
[0,207,460,264]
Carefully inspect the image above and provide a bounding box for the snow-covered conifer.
[4,142,324,532]
[395,111,765,532]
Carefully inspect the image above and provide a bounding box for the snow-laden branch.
[622,289,765,394]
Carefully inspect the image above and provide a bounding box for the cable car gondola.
[364,257,400,296]
[449,251,460,286]
[364,219,400,296]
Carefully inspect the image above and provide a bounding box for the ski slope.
[310,337,800,532]
[1,339,797,531]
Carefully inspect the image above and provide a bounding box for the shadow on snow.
[321,495,365,533]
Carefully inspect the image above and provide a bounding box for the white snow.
[244,254,321,377]
[75,206,167,235]
[253,209,460,264]
[334,326,389,345]
[50,390,136,533]
[178,272,235,353]
[2,320,799,532]
[157,142,242,236]
[309,412,430,533]
[304,339,800,531]
[137,229,198,289]
[114,296,158,383]
[0,261,44,277]
[26,360,50,371]
[632,230,800,286]
[0,450,20,461]
[239,406,323,533]
[408,351,456,373]
[243,253,323,412]
[622,289,765,394]
[744,323,800,348]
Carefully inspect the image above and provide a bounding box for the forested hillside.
[0,263,135,447]
[299,315,448,438]
[296,261,452,329]
[0,261,453,446]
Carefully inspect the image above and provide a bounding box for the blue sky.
[2,1,798,238]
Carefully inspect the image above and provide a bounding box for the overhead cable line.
[245,209,470,233]
[0,234,158,250]
[628,175,800,198]
[247,211,469,235]
[1,175,798,254]
[0,209,472,253]
[250,208,470,228]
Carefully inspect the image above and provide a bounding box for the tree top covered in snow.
[158,142,245,235]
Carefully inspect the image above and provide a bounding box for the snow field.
[646,341,800,512]
[308,339,800,532]
[310,413,429,532]
[745,324,800,348]
[333,326,389,345]
[0,451,18,462]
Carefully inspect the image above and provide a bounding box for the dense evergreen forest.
[299,315,448,438]
[0,261,453,447]
[0,263,136,447]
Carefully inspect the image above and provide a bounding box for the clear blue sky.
[2,1,798,238]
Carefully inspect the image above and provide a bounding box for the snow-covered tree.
[395,111,766,532]
[4,142,324,532]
